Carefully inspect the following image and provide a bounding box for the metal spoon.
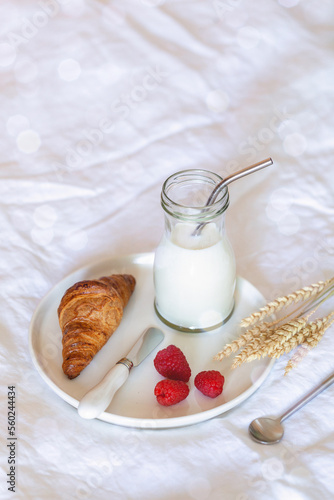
[193,157,273,236]
[249,371,334,444]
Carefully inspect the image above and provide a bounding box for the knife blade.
[78,327,164,419]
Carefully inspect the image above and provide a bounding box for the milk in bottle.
[153,170,236,332]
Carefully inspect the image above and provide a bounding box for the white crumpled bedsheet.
[0,0,333,499]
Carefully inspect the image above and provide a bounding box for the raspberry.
[154,345,191,382]
[194,370,224,398]
[154,379,189,406]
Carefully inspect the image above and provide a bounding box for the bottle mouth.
[161,169,229,222]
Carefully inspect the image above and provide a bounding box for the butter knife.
[78,327,164,419]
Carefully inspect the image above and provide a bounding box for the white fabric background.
[0,0,333,499]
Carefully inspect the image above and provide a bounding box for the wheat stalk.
[232,312,334,369]
[284,314,334,374]
[267,316,311,344]
[240,277,334,328]
[304,314,334,349]
[272,313,334,359]
[231,329,274,368]
[231,316,310,368]
[214,277,334,374]
[284,345,311,375]
[214,322,270,361]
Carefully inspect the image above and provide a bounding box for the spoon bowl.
[249,417,284,444]
[248,370,334,445]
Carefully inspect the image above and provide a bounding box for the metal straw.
[193,157,273,236]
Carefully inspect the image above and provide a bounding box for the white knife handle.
[78,363,129,419]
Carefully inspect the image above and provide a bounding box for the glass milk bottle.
[153,169,236,333]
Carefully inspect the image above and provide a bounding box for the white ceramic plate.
[29,253,274,429]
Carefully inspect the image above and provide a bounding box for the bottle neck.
[161,169,229,225]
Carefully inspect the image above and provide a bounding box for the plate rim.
[28,252,275,429]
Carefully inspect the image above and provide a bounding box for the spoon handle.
[280,371,334,423]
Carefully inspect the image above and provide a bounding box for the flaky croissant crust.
[58,274,136,379]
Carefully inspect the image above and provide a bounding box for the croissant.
[58,274,136,379]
